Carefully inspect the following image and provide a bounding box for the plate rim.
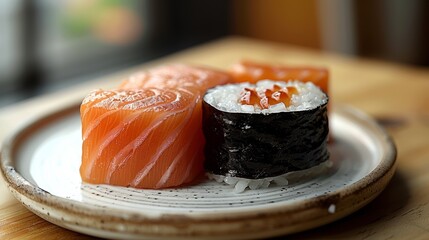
[0,103,397,238]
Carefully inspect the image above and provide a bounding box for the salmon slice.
[80,88,205,189]
[81,65,232,189]
[230,60,329,94]
[119,64,231,93]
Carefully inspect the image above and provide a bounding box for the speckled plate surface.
[0,104,396,239]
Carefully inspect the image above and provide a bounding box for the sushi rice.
[204,80,328,114]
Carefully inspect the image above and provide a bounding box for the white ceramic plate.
[1,105,396,239]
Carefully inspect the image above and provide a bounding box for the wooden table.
[1,37,429,239]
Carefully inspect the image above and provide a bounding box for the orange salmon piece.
[119,64,232,93]
[230,60,329,94]
[81,65,233,189]
[80,88,205,189]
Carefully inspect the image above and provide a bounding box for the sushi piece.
[80,88,204,189]
[202,80,329,192]
[230,60,329,95]
[119,64,231,93]
[80,65,232,189]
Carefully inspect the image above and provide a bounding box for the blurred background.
[0,0,428,108]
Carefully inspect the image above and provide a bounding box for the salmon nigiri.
[230,60,329,95]
[80,65,232,189]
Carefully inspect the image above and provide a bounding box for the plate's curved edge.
[329,105,397,196]
[0,104,398,238]
[0,104,81,203]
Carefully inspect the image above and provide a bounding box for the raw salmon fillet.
[80,65,232,189]
[230,60,329,94]
[119,64,231,93]
[80,88,204,188]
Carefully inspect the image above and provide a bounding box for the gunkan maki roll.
[202,80,330,192]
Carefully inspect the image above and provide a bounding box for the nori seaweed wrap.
[202,80,329,180]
